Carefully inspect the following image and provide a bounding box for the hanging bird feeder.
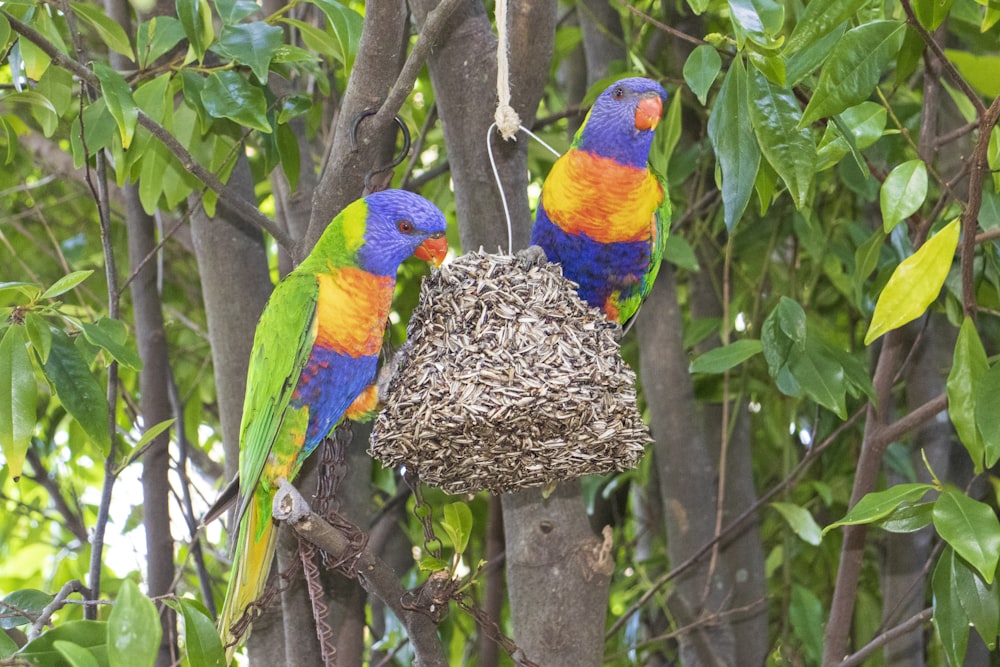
[369,248,651,495]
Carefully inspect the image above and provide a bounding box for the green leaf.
[864,218,959,344]
[790,585,824,662]
[176,0,214,62]
[761,296,805,376]
[707,58,760,231]
[275,122,301,192]
[214,23,284,84]
[0,589,54,629]
[933,489,1000,584]
[0,326,37,482]
[281,18,339,59]
[0,116,15,165]
[662,235,700,272]
[175,599,225,667]
[70,2,133,58]
[277,94,312,125]
[943,50,1000,98]
[93,64,138,150]
[214,0,259,24]
[880,159,928,232]
[853,228,885,307]
[912,0,956,30]
[5,91,58,137]
[787,337,847,417]
[771,502,822,545]
[0,14,10,53]
[951,552,1000,651]
[933,548,970,667]
[785,21,845,87]
[683,45,722,106]
[817,102,887,171]
[201,71,272,134]
[17,620,110,666]
[418,556,449,572]
[727,0,784,49]
[824,483,934,534]
[975,362,1000,469]
[136,17,186,70]
[107,579,161,667]
[748,67,814,210]
[70,99,117,168]
[873,501,935,533]
[42,328,111,453]
[23,312,51,364]
[0,628,17,659]
[949,318,988,470]
[310,0,363,67]
[441,502,473,556]
[799,21,906,128]
[41,270,94,299]
[79,319,142,371]
[783,0,869,55]
[689,339,762,374]
[54,640,102,667]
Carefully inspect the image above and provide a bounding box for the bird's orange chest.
[542,150,661,243]
[314,267,395,357]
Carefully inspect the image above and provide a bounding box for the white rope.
[486,0,564,254]
[493,0,521,141]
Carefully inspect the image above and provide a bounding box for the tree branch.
[272,480,448,667]
[374,0,465,128]
[836,608,934,667]
[961,94,1000,317]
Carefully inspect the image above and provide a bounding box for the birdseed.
[369,249,651,494]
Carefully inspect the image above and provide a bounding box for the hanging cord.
[487,0,561,254]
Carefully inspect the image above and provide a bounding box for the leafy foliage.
[0,0,999,664]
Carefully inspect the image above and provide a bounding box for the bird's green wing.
[623,172,670,333]
[234,272,318,523]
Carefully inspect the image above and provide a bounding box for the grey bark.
[880,316,951,666]
[689,254,767,666]
[303,0,409,256]
[502,482,615,666]
[636,266,734,666]
[124,185,177,667]
[105,0,176,660]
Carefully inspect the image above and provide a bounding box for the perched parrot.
[530,77,669,329]
[217,189,448,659]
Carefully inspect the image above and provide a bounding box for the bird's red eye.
[613,87,625,99]
[398,220,414,234]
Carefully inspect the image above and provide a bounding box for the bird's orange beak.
[635,95,663,131]
[415,234,448,267]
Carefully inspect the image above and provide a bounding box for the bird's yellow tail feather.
[217,498,278,663]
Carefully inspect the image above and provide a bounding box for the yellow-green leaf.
[864,218,959,345]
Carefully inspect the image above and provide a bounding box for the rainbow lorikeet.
[531,77,669,329]
[217,189,448,658]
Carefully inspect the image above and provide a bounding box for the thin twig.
[836,608,934,667]
[28,580,89,640]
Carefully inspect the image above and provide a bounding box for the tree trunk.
[124,185,176,667]
[636,266,734,666]
[502,482,615,666]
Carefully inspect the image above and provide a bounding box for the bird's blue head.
[574,77,667,168]
[356,189,448,277]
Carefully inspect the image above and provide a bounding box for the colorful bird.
[217,189,448,659]
[530,77,669,329]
